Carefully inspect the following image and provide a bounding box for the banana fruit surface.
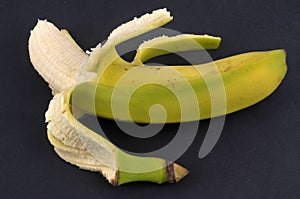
[74,49,286,123]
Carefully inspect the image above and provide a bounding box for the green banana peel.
[133,34,221,65]
[73,49,287,123]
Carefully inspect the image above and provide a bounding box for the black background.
[1,0,299,198]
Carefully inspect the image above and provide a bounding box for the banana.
[46,88,188,185]
[28,7,287,186]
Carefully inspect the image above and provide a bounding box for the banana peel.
[28,8,287,186]
[46,89,188,185]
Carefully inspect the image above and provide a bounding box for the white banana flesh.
[28,20,96,94]
[45,91,118,183]
[48,132,113,172]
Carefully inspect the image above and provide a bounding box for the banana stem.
[116,150,188,185]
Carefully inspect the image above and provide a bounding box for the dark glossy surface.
[1,0,299,198]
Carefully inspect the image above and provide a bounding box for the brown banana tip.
[167,162,189,183]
